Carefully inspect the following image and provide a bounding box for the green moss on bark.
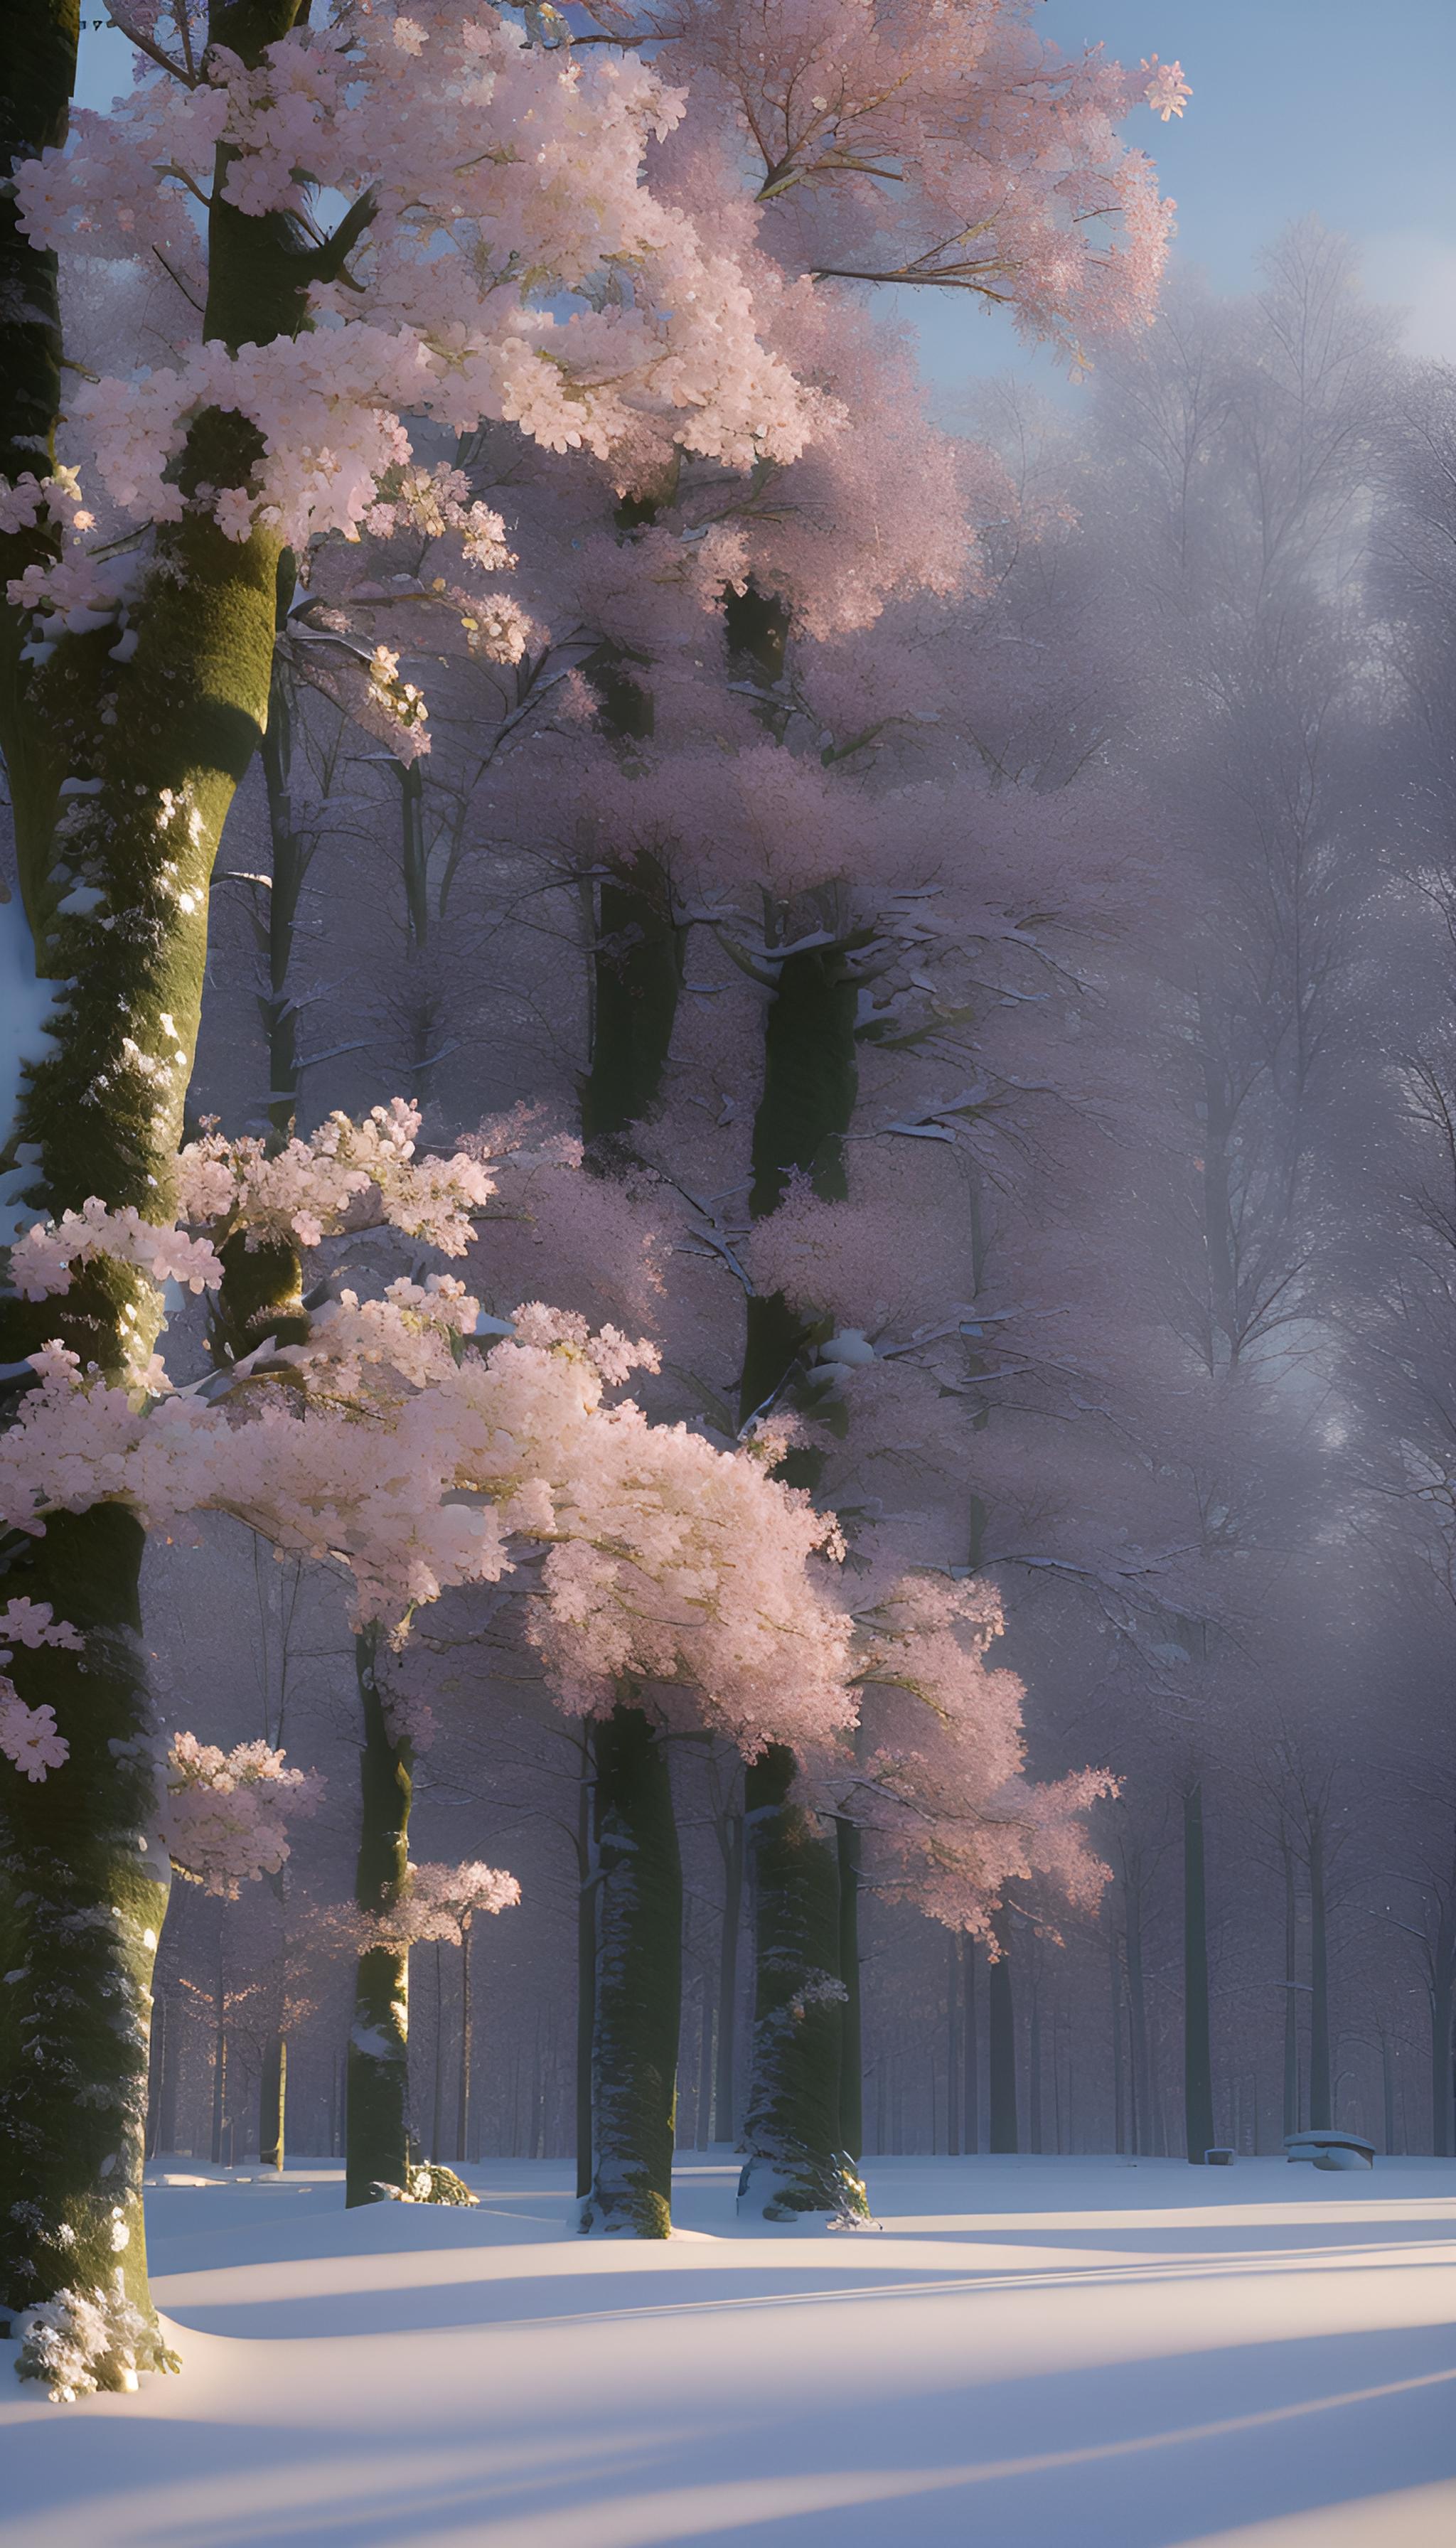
[0,1506,174,2372]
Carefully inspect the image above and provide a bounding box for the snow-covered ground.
[4,2153,1455,2546]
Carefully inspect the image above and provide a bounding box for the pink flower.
[1142,58,1192,122]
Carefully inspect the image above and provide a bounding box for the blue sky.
[75,2,1456,397]
[921,0,1456,396]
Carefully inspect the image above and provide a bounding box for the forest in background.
[136,230,1456,2181]
[0,3,1452,2414]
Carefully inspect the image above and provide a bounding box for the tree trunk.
[455,1911,473,2167]
[1307,1812,1332,2132]
[0,0,325,2376]
[256,641,310,1141]
[733,922,861,2210]
[210,1968,228,2167]
[345,1630,414,2207]
[695,1969,714,2149]
[581,860,685,1152]
[835,1816,863,2161]
[988,1910,1017,2153]
[1110,1932,1127,2155]
[158,1987,180,2158]
[1028,1965,1043,2154]
[946,1932,962,2157]
[1184,1779,1215,2163]
[0,1383,176,2371]
[713,1800,744,2145]
[1125,1883,1152,2154]
[574,1758,594,2197]
[1281,1829,1300,2139]
[145,1989,168,2163]
[259,2034,286,2174]
[578,1701,682,2237]
[963,1937,979,2155]
[739,1745,867,2220]
[430,1941,444,2163]
[1428,1846,1454,2158]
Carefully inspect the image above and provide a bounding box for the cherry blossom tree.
[0,0,1191,2352]
[0,0,845,2375]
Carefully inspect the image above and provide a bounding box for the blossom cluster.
[0,1597,81,1782]
[9,1199,222,1303]
[856,1578,1114,1938]
[333,1857,521,1954]
[174,1099,496,1256]
[1142,57,1193,122]
[0,1265,855,1759]
[11,5,823,594]
[160,1731,324,1898]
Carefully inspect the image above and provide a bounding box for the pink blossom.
[0,1600,85,1782]
[1142,58,1192,122]
[161,1730,324,1899]
[0,1693,70,1781]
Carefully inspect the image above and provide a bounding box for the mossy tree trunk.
[739,1745,866,2221]
[0,1509,172,2363]
[0,0,324,2375]
[569,607,691,2225]
[251,595,328,1145]
[345,1629,414,2207]
[578,1699,682,2237]
[735,928,863,2204]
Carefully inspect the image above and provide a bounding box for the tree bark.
[1307,1810,1332,2132]
[963,1936,979,2154]
[835,1815,863,2161]
[430,1941,444,2164]
[1028,1962,1043,2154]
[581,859,685,1152]
[578,1701,682,2237]
[1431,1991,1453,2156]
[254,631,314,1142]
[210,1952,228,2167]
[946,1932,962,2157]
[713,1797,744,2145]
[988,1909,1017,2153]
[694,1964,714,2148]
[345,1631,414,2207]
[1183,1779,1215,2162]
[1281,1828,1300,2138]
[574,1756,594,2197]
[1110,1932,1126,2155]
[0,1503,174,2368]
[1430,1851,1455,2158]
[739,1745,866,2220]
[454,1910,473,2167]
[259,2034,286,2174]
[1125,1877,1152,2155]
[0,0,321,2374]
